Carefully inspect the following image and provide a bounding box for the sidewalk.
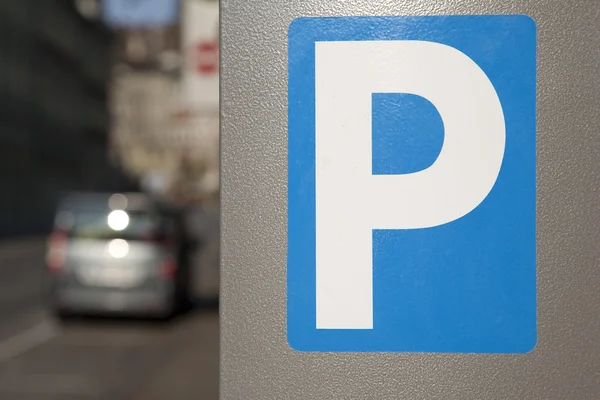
[130,311,219,400]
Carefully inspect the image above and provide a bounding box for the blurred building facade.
[0,0,135,236]
[109,0,220,205]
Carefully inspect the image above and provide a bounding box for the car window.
[61,209,162,240]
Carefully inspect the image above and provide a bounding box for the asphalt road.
[0,207,220,400]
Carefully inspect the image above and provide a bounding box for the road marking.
[0,309,49,340]
[0,320,57,364]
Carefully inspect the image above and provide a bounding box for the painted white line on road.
[0,309,49,342]
[0,320,57,364]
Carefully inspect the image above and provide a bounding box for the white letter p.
[315,40,506,329]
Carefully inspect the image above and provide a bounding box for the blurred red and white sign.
[193,40,219,74]
[182,0,219,109]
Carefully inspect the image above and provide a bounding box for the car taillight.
[46,231,68,272]
[159,259,176,279]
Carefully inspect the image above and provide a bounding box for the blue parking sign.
[287,15,537,353]
[102,0,179,27]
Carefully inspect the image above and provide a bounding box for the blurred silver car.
[44,192,193,319]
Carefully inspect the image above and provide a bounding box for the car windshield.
[59,209,162,240]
